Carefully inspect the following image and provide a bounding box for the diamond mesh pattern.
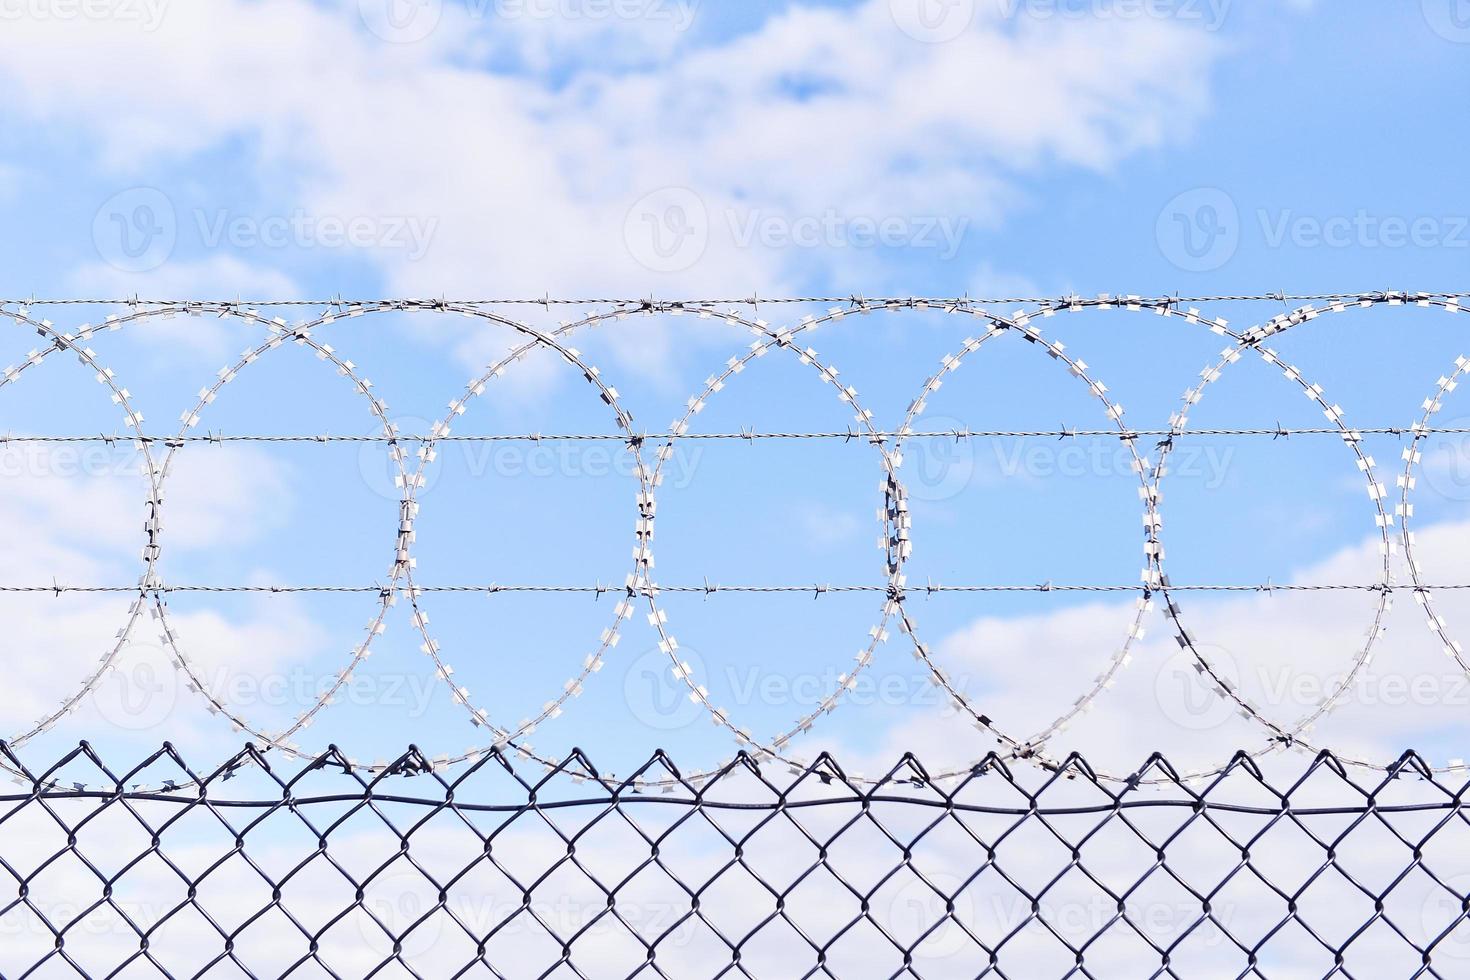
[1,743,1468,978]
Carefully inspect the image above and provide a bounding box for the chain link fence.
[1,742,1468,978]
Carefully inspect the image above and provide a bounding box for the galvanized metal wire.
[5,293,1470,791]
[1,741,1469,978]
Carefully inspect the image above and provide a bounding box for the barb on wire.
[3,289,1469,307]
[8,424,1470,442]
[3,580,1467,595]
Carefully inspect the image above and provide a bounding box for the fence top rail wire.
[3,742,1467,809]
[0,581,1464,595]
[6,426,1470,442]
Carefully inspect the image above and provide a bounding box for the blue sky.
[0,0,1468,792]
[5,2,1470,974]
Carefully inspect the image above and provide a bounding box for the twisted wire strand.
[0,581,1450,594]
[3,289,1468,307]
[8,424,1470,442]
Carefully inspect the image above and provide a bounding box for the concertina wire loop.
[3,292,1470,790]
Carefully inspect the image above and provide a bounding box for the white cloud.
[801,517,1470,782]
[0,0,1222,376]
[0,441,322,751]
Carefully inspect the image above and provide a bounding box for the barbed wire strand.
[0,581,1462,594]
[2,289,1469,307]
[9,425,1470,442]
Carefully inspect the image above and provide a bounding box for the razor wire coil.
[5,292,1470,792]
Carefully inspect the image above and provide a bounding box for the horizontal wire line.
[1,426,1465,443]
[2,290,1468,307]
[0,582,1446,594]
